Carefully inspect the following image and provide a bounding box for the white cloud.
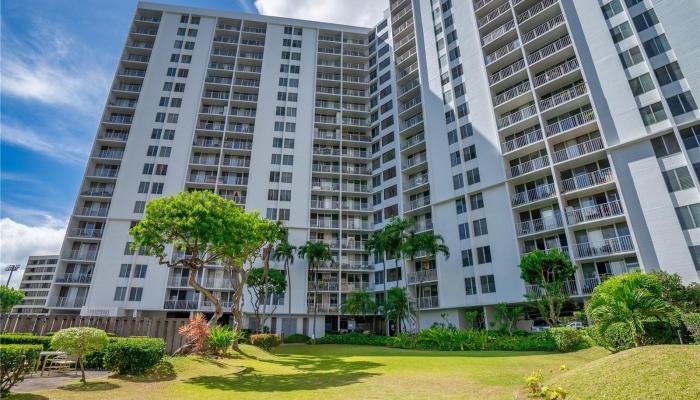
[254,0,386,27]
[0,122,89,164]
[0,217,66,289]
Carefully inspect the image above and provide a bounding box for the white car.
[566,322,584,329]
[532,324,551,332]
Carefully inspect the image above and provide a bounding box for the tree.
[341,290,377,332]
[383,218,414,288]
[364,231,388,333]
[0,287,24,313]
[586,272,680,347]
[402,231,449,332]
[272,235,296,315]
[297,240,333,341]
[130,191,249,325]
[494,303,523,336]
[648,271,700,312]
[385,287,413,334]
[50,328,108,383]
[247,268,287,331]
[518,249,576,326]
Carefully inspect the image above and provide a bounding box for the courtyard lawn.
[7,344,692,400]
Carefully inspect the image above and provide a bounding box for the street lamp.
[4,264,21,287]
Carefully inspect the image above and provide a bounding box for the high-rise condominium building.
[44,0,700,336]
[13,255,59,314]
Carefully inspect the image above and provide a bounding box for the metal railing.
[502,129,543,153]
[407,269,438,284]
[497,104,537,129]
[402,132,425,150]
[522,13,565,44]
[489,58,526,86]
[485,38,521,66]
[518,0,559,24]
[544,109,595,137]
[309,281,339,291]
[478,1,511,28]
[75,207,108,217]
[167,276,191,287]
[528,34,571,64]
[310,200,340,209]
[55,273,93,284]
[68,228,103,238]
[560,167,613,193]
[552,137,604,163]
[416,296,439,309]
[509,154,550,178]
[402,153,428,169]
[575,235,634,259]
[566,200,623,225]
[525,279,577,296]
[521,245,569,258]
[539,82,587,111]
[481,19,516,47]
[81,188,113,197]
[511,183,556,206]
[405,174,430,189]
[407,196,431,211]
[533,58,579,87]
[516,213,563,236]
[54,297,87,308]
[95,150,124,159]
[494,80,531,106]
[163,300,199,310]
[400,114,423,131]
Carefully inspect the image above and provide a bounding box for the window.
[450,151,461,166]
[151,128,162,139]
[473,218,488,236]
[463,145,476,161]
[639,102,667,126]
[163,129,175,140]
[628,73,655,96]
[680,124,700,149]
[119,264,131,278]
[138,182,150,193]
[469,193,484,210]
[663,167,695,192]
[284,138,295,148]
[462,249,473,267]
[457,103,468,119]
[476,246,492,264]
[465,277,477,295]
[155,164,168,175]
[460,123,473,138]
[170,98,182,108]
[167,113,179,123]
[147,145,158,156]
[643,34,671,58]
[184,42,195,50]
[187,28,198,37]
[632,9,658,32]
[610,21,633,43]
[601,0,623,19]
[690,245,700,270]
[281,172,293,183]
[159,96,169,106]
[166,67,176,77]
[278,209,290,220]
[134,201,146,213]
[173,40,182,49]
[267,189,279,201]
[451,64,463,79]
[128,287,143,301]
[458,222,470,240]
[191,16,200,24]
[170,54,180,63]
[280,190,291,201]
[159,147,171,157]
[651,134,681,157]
[271,154,282,164]
[134,264,147,278]
[180,15,189,23]
[177,69,189,78]
[654,62,684,86]
[266,208,277,220]
[480,275,496,293]
[151,182,164,194]
[619,46,644,69]
[455,198,467,214]
[113,287,127,301]
[124,242,135,256]
[666,92,698,116]
[447,129,458,144]
[453,173,464,189]
[155,112,165,122]
[174,83,186,92]
[466,168,480,185]
[282,155,294,165]
[676,203,700,229]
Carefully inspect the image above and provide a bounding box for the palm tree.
[273,238,296,315]
[297,240,333,341]
[384,218,414,288]
[365,231,388,332]
[341,290,377,332]
[385,286,413,334]
[402,231,450,331]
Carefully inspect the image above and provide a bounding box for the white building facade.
[13,255,59,314]
[46,0,700,336]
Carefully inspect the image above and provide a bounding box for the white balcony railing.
[484,39,521,66]
[560,167,613,193]
[489,58,526,86]
[68,228,103,238]
[163,300,199,310]
[54,273,93,284]
[53,297,87,308]
[478,1,511,28]
[533,58,579,88]
[407,196,431,211]
[407,269,438,284]
[575,235,634,259]
[497,104,537,129]
[539,82,588,112]
[509,154,550,178]
[401,132,425,150]
[552,137,604,163]
[481,19,516,47]
[502,129,543,153]
[544,110,595,137]
[63,250,98,261]
[525,279,577,296]
[528,34,571,65]
[511,183,556,206]
[518,0,559,24]
[566,200,624,225]
[516,213,563,236]
[494,80,531,106]
[416,296,439,309]
[521,14,565,44]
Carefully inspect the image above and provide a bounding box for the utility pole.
[4,264,22,287]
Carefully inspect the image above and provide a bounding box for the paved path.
[13,370,112,393]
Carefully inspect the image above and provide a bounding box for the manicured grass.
[550,345,700,399]
[5,344,615,400]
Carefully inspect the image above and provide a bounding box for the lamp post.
[4,264,21,287]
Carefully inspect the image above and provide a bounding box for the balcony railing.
[511,183,556,206]
[497,104,537,129]
[312,164,341,174]
[231,93,259,102]
[552,137,604,163]
[406,196,431,211]
[399,80,420,95]
[75,207,108,217]
[53,297,87,308]
[402,153,428,169]
[416,296,439,309]
[560,167,613,193]
[90,168,118,178]
[341,282,372,292]
[544,109,595,137]
[167,276,192,287]
[575,235,634,259]
[400,96,422,113]
[520,245,569,258]
[533,58,579,88]
[106,116,132,124]
[309,281,339,291]
[203,278,234,289]
[310,219,339,229]
[307,303,339,313]
[494,80,531,106]
[310,200,340,209]
[395,48,417,65]
[481,19,516,47]
[406,174,430,189]
[407,269,438,284]
[502,129,543,153]
[518,0,559,24]
[100,131,129,141]
[342,220,371,230]
[219,176,248,185]
[522,14,565,44]
[54,273,93,284]
[580,276,602,295]
[516,213,563,236]
[342,263,373,271]
[526,280,577,296]
[189,175,217,184]
[489,58,526,86]
[222,158,250,167]
[95,150,124,159]
[81,188,113,197]
[485,38,521,66]
[68,228,103,238]
[478,1,511,28]
[341,202,370,211]
[400,114,424,131]
[566,200,623,225]
[402,132,425,150]
[342,184,370,192]
[528,34,571,65]
[414,219,434,232]
[163,300,199,310]
[539,82,588,112]
[509,154,550,178]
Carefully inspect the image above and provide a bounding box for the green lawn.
[8,344,696,400]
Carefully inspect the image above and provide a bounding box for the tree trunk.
[79,357,86,383]
[416,282,421,333]
[229,267,247,331]
[383,260,388,336]
[286,259,292,315]
[312,261,318,341]
[188,271,222,326]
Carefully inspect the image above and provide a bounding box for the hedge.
[282,334,310,344]
[0,334,52,350]
[682,313,700,343]
[314,332,390,346]
[103,337,166,375]
[547,327,593,352]
[250,334,281,351]
[0,344,43,396]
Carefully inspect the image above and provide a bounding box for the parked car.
[566,321,584,329]
[531,323,551,332]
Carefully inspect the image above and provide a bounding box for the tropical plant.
[547,327,592,352]
[272,234,296,315]
[341,290,377,332]
[129,191,249,325]
[50,327,109,383]
[249,333,281,351]
[681,313,700,343]
[178,313,210,354]
[494,303,523,336]
[385,286,413,334]
[207,326,240,356]
[649,271,700,312]
[0,287,25,313]
[519,249,576,326]
[246,267,287,331]
[364,231,389,333]
[0,344,42,396]
[297,240,333,340]
[586,272,680,347]
[383,218,414,287]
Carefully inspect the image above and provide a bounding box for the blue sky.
[0,0,384,286]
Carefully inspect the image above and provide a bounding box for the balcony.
[341,202,370,211]
[312,165,341,174]
[221,194,246,204]
[525,279,577,296]
[203,278,234,289]
[342,263,373,271]
[485,39,521,67]
[310,200,340,209]
[203,91,229,100]
[342,183,370,193]
[416,296,439,309]
[75,207,108,217]
[310,219,339,229]
[509,154,550,178]
[167,276,191,287]
[502,129,543,153]
[343,166,372,175]
[533,58,579,88]
[53,297,87,308]
[402,153,428,170]
[497,104,537,130]
[395,48,417,66]
[518,0,559,24]
[566,200,624,225]
[63,250,98,261]
[560,167,614,194]
[229,109,257,118]
[414,219,434,232]
[494,81,531,107]
[89,168,118,178]
[521,14,565,45]
[342,220,371,230]
[342,118,369,127]
[511,183,556,207]
[552,137,604,163]
[198,122,224,131]
[520,245,569,258]
[528,34,572,65]
[81,188,113,197]
[481,19,516,47]
[407,269,437,285]
[516,213,564,236]
[68,228,103,239]
[544,109,595,137]
[341,282,372,292]
[539,82,588,112]
[163,300,199,310]
[219,176,248,186]
[406,196,431,211]
[405,174,430,190]
[401,132,425,150]
[189,175,217,184]
[489,58,526,86]
[342,149,369,158]
[574,235,634,259]
[209,62,234,71]
[400,114,424,132]
[478,1,511,29]
[309,281,339,291]
[221,158,251,168]
[99,131,129,141]
[94,150,124,160]
[312,182,340,191]
[307,303,339,314]
[54,273,92,284]
[114,83,141,92]
[400,96,422,114]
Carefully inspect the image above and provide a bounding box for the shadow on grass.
[111,360,177,383]
[279,344,561,358]
[6,394,50,400]
[59,381,120,392]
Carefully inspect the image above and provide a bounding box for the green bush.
[208,326,239,355]
[682,313,700,344]
[547,327,592,352]
[641,321,677,345]
[0,344,42,396]
[386,333,416,349]
[383,328,558,352]
[314,332,389,346]
[250,333,281,351]
[104,337,165,375]
[82,337,119,369]
[600,323,635,352]
[0,334,52,350]
[282,334,310,343]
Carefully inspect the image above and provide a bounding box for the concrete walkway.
[13,370,112,393]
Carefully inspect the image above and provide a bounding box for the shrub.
[51,327,109,382]
[103,337,165,375]
[524,371,544,395]
[0,344,42,397]
[314,332,389,346]
[682,313,700,343]
[250,333,281,351]
[0,334,52,350]
[387,333,416,349]
[0,286,25,313]
[282,334,310,343]
[178,313,209,354]
[598,323,635,352]
[547,327,592,352]
[641,321,677,345]
[82,337,119,369]
[208,326,240,355]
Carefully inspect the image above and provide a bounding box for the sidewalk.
[13,370,112,393]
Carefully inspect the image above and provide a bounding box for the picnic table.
[38,351,74,376]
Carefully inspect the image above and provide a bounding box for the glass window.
[628,73,655,96]
[480,275,496,293]
[666,92,698,116]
